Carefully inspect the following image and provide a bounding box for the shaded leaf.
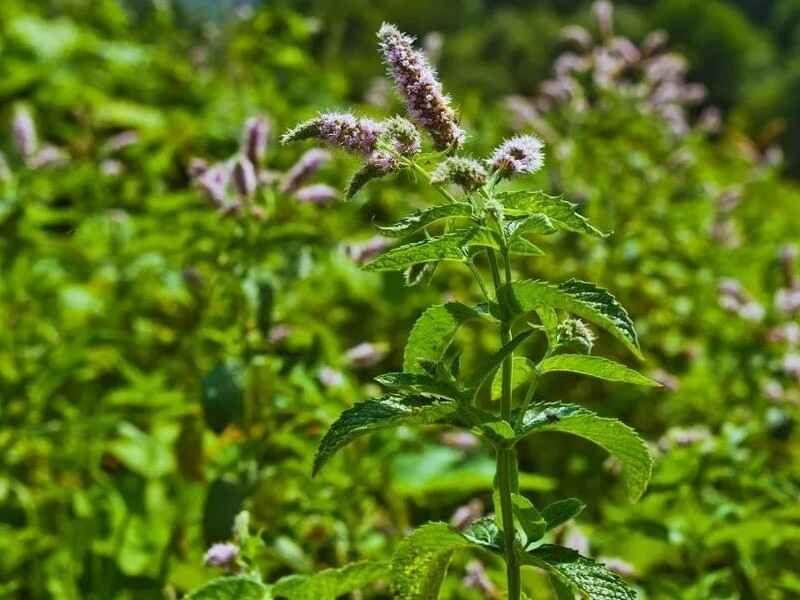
[515,403,652,502]
[462,517,503,552]
[312,396,458,475]
[511,493,546,546]
[376,203,473,237]
[524,545,636,600]
[390,523,471,600]
[501,280,642,359]
[538,355,659,386]
[404,303,486,373]
[375,372,463,401]
[541,498,586,531]
[202,362,244,434]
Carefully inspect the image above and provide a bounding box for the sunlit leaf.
[404,303,487,373]
[185,576,270,600]
[272,560,388,599]
[515,403,652,502]
[538,355,659,386]
[376,203,473,237]
[497,191,607,238]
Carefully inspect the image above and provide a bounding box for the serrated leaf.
[272,560,388,600]
[497,191,606,238]
[508,236,545,256]
[404,303,486,374]
[467,330,533,401]
[390,523,471,600]
[312,396,458,475]
[376,203,473,237]
[541,498,586,531]
[538,355,659,386]
[524,545,636,600]
[185,577,270,600]
[375,372,464,401]
[346,163,384,199]
[501,280,642,359]
[511,493,546,546]
[490,357,536,400]
[515,403,652,502]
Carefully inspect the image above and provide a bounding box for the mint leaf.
[390,523,471,600]
[501,280,642,360]
[272,560,388,599]
[537,355,659,386]
[497,191,607,238]
[511,493,547,546]
[375,372,464,401]
[541,498,586,531]
[490,357,536,400]
[524,545,637,600]
[185,577,270,600]
[515,402,652,502]
[376,203,474,237]
[313,396,459,475]
[404,303,486,374]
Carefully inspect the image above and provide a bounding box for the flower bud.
[489,135,545,177]
[431,156,487,192]
[280,148,330,194]
[241,115,270,165]
[12,106,37,159]
[378,23,465,149]
[203,542,239,570]
[294,183,338,205]
[556,318,595,354]
[232,156,257,198]
[195,163,228,208]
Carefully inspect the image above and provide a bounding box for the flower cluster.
[281,112,382,156]
[556,318,596,354]
[377,23,464,149]
[431,156,487,191]
[489,135,545,176]
[504,1,717,139]
[192,115,334,214]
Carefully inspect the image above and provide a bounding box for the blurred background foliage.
[0,0,799,599]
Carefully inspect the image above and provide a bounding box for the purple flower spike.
[282,112,382,157]
[12,107,37,159]
[196,163,229,208]
[204,542,239,570]
[280,148,331,194]
[294,184,338,205]
[241,115,270,165]
[232,156,258,198]
[489,135,545,176]
[378,23,465,150]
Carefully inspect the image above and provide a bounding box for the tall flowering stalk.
[280,23,656,600]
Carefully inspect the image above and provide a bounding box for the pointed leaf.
[524,545,636,600]
[511,493,547,545]
[313,396,458,475]
[468,330,533,401]
[390,523,471,600]
[375,372,463,401]
[538,355,659,386]
[497,191,606,238]
[506,214,558,239]
[272,561,388,600]
[501,279,642,359]
[515,402,652,502]
[376,203,473,237]
[541,498,586,531]
[404,303,486,374]
[185,577,270,600]
[508,236,545,256]
[462,517,503,553]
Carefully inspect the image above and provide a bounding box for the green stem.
[488,246,522,600]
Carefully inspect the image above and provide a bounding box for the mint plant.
[187,22,657,600]
[281,23,658,600]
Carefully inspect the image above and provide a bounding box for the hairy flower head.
[431,156,487,192]
[489,135,545,176]
[377,23,465,149]
[204,542,239,570]
[557,318,595,354]
[281,112,382,157]
[381,116,422,157]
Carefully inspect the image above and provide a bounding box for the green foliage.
[271,561,388,600]
[537,355,659,387]
[185,577,271,600]
[515,403,653,502]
